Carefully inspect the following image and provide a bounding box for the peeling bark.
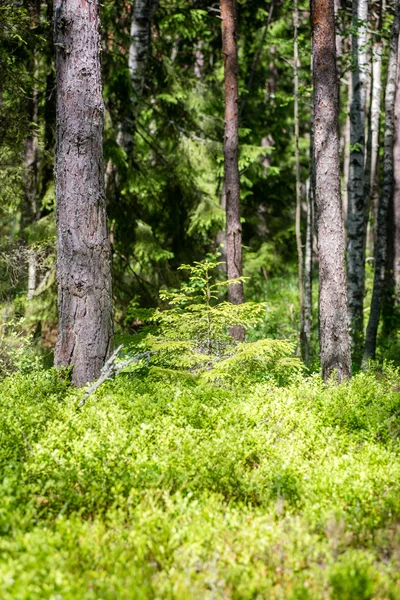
[221,0,244,341]
[54,0,113,386]
[364,0,400,361]
[311,0,351,382]
[347,0,369,366]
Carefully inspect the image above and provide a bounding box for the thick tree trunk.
[364,0,400,361]
[221,0,244,340]
[118,0,159,156]
[54,0,113,386]
[294,0,305,358]
[347,0,368,366]
[311,0,351,382]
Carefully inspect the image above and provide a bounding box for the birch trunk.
[54,0,113,386]
[394,39,400,302]
[347,0,368,366]
[221,0,244,341]
[364,0,400,361]
[311,0,351,382]
[365,0,384,257]
[118,0,159,156]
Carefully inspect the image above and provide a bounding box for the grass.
[0,362,400,598]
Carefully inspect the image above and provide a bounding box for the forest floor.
[1,362,400,599]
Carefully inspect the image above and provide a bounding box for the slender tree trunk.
[303,62,315,365]
[342,76,351,235]
[347,0,368,366]
[334,0,343,81]
[117,0,159,156]
[364,0,400,361]
[394,39,400,302]
[294,0,305,358]
[221,0,244,341]
[311,0,351,382]
[54,0,113,386]
[365,0,384,257]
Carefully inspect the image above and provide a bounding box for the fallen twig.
[79,346,154,408]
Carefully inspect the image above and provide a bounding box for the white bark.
[347,0,369,365]
[364,0,400,360]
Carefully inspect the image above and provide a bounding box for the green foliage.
[123,258,302,384]
[1,364,400,597]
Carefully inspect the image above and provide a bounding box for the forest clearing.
[1,0,400,597]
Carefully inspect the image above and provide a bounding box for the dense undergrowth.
[1,362,400,599]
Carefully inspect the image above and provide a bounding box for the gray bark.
[294,0,304,358]
[221,0,244,341]
[54,0,113,386]
[394,39,400,301]
[364,0,400,360]
[365,0,384,257]
[303,60,315,365]
[347,0,368,366]
[118,0,159,156]
[311,0,352,382]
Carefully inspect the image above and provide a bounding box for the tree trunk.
[117,0,159,156]
[221,0,244,340]
[364,0,400,361]
[394,38,400,302]
[311,0,351,382]
[365,0,384,258]
[294,0,305,358]
[342,76,351,236]
[54,0,113,386]
[303,60,315,365]
[347,0,368,367]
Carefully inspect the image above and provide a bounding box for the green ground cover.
[1,363,400,599]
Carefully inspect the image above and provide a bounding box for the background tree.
[221,0,243,340]
[347,0,369,366]
[365,0,400,361]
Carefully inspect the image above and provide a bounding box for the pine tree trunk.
[54,0,113,386]
[311,0,351,382]
[364,0,400,361]
[347,0,368,366]
[221,0,244,340]
[118,0,159,156]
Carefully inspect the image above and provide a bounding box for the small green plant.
[125,257,301,383]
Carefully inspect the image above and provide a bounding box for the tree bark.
[311,0,351,382]
[221,0,244,340]
[294,0,305,359]
[303,57,315,366]
[364,0,400,360]
[117,0,159,157]
[347,0,369,366]
[54,0,113,386]
[365,0,384,257]
[394,38,400,302]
